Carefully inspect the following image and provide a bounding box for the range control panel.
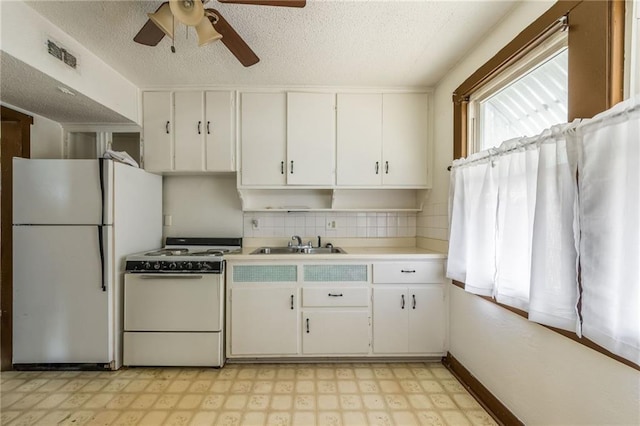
[125,260,223,274]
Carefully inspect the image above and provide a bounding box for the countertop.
[226,246,446,261]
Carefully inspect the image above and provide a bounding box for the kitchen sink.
[250,246,347,255]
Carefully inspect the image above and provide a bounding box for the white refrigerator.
[12,158,162,369]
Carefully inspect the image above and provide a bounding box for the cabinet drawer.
[373,261,443,284]
[302,287,369,307]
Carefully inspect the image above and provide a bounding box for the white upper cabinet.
[336,93,383,186]
[142,91,173,172]
[206,91,235,172]
[381,93,429,186]
[174,91,205,171]
[286,92,336,186]
[141,90,235,173]
[336,92,429,187]
[240,93,287,186]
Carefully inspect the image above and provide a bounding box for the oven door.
[124,273,222,332]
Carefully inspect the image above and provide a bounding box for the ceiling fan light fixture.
[170,0,205,26]
[196,15,223,46]
[148,3,174,39]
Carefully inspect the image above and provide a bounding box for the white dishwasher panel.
[124,274,222,331]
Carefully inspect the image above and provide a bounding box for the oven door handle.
[137,275,204,279]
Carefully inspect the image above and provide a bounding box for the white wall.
[162,175,243,239]
[2,103,64,159]
[0,1,139,123]
[429,1,640,424]
[30,114,63,159]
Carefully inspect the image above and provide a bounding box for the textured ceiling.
[0,52,134,123]
[25,0,519,89]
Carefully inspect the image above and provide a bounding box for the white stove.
[125,237,242,273]
[123,237,241,368]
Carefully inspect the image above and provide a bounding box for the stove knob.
[143,262,151,270]
[186,262,193,270]
[169,262,177,270]
[153,262,161,270]
[196,262,202,270]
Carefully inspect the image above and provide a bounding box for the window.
[468,32,568,153]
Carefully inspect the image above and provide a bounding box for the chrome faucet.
[292,235,302,246]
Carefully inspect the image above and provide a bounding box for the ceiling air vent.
[47,39,78,70]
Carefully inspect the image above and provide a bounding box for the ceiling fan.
[133,0,306,67]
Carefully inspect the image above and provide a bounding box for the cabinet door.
[408,286,445,354]
[382,93,428,186]
[230,287,298,355]
[287,92,336,185]
[241,93,287,186]
[302,311,369,354]
[336,93,383,186]
[205,91,235,172]
[372,287,409,353]
[142,91,172,172]
[174,91,205,171]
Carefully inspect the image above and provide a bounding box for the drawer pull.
[401,294,405,309]
[328,293,343,297]
[197,121,202,134]
[401,269,416,273]
[412,294,416,309]
[306,318,310,333]
[290,294,294,310]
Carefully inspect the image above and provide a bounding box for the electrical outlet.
[251,218,260,229]
[163,215,172,226]
[326,220,337,230]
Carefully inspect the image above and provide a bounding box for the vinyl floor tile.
[1,363,497,425]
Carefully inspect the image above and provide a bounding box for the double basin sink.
[250,246,347,255]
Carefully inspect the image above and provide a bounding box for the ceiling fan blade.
[209,9,260,67]
[218,0,306,7]
[133,2,169,46]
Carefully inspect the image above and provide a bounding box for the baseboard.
[442,352,523,426]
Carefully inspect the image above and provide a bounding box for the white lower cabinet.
[302,311,370,355]
[230,287,298,356]
[227,260,445,359]
[372,285,445,355]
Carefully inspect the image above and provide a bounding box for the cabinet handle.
[197,121,202,134]
[385,161,389,174]
[165,121,170,134]
[306,318,310,333]
[412,294,416,309]
[401,269,416,273]
[290,294,294,310]
[375,161,379,174]
[290,160,294,174]
[328,293,343,297]
[207,121,211,134]
[281,161,285,175]
[401,294,405,309]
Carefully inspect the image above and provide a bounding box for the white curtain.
[494,138,539,310]
[528,125,580,332]
[447,151,499,296]
[572,98,640,365]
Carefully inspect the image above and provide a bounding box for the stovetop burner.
[144,248,189,256]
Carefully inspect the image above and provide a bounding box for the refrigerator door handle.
[97,226,106,292]
[98,158,105,225]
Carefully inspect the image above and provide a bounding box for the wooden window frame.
[451,0,637,371]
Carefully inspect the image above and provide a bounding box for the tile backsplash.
[243,212,417,238]
[417,202,448,240]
